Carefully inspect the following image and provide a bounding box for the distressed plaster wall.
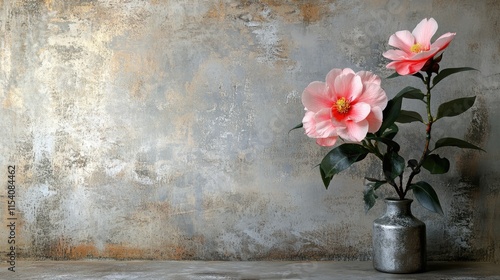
[0,0,499,261]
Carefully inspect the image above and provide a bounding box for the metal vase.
[372,198,426,273]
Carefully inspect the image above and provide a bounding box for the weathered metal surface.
[0,0,498,261]
[373,199,426,273]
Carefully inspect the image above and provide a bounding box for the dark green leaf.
[387,72,400,79]
[396,110,424,123]
[320,167,331,190]
[433,137,485,152]
[411,181,444,215]
[369,136,400,152]
[432,67,478,87]
[377,97,402,136]
[435,96,476,120]
[288,123,303,134]
[364,177,387,190]
[412,72,425,82]
[363,187,378,213]
[319,143,369,189]
[381,124,399,139]
[383,151,405,180]
[422,154,450,174]
[394,86,425,100]
[407,159,419,170]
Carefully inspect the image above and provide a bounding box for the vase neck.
[384,199,413,217]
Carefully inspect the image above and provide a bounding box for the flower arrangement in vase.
[292,18,483,273]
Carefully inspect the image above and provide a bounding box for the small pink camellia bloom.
[383,18,455,75]
[301,68,388,146]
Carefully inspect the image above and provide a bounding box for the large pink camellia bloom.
[383,18,455,75]
[301,68,388,147]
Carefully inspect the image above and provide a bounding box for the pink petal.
[316,137,338,147]
[356,71,381,85]
[431,32,455,52]
[386,59,428,75]
[325,68,343,86]
[382,49,410,60]
[388,30,415,52]
[357,83,388,110]
[410,47,438,60]
[366,107,383,133]
[341,68,356,75]
[303,110,339,146]
[325,68,344,99]
[334,73,363,101]
[314,108,338,138]
[338,120,369,142]
[347,102,371,122]
[412,18,438,48]
[302,110,317,137]
[301,81,331,112]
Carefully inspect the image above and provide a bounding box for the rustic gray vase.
[372,198,426,273]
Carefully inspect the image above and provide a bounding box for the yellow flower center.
[335,97,350,114]
[410,43,427,53]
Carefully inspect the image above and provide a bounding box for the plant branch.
[404,72,434,195]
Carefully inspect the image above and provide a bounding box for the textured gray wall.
[0,0,499,261]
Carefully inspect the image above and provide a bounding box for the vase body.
[372,199,426,273]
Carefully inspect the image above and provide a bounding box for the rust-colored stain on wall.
[299,3,322,23]
[49,238,146,260]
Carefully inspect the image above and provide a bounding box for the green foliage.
[319,144,369,189]
[289,123,303,134]
[432,67,477,87]
[387,72,400,79]
[363,187,378,213]
[294,58,482,215]
[380,124,399,139]
[363,178,387,213]
[367,135,400,152]
[435,96,476,120]
[394,86,425,101]
[396,110,424,123]
[410,181,444,215]
[383,151,405,180]
[422,154,450,174]
[377,96,402,136]
[433,137,485,152]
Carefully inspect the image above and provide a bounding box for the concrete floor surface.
[1,260,499,280]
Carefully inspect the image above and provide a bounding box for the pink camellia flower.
[383,18,455,75]
[301,68,388,146]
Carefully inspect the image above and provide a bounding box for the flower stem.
[404,72,434,195]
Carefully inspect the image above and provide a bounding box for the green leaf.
[411,181,444,215]
[387,72,400,79]
[320,167,331,189]
[364,177,387,190]
[394,86,425,100]
[396,110,424,123]
[432,67,478,87]
[381,124,399,139]
[377,96,402,136]
[319,143,369,189]
[412,72,425,82]
[368,136,400,152]
[422,154,450,174]
[289,123,303,134]
[383,151,405,180]
[363,187,378,213]
[435,96,476,120]
[433,137,485,152]
[407,159,418,168]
